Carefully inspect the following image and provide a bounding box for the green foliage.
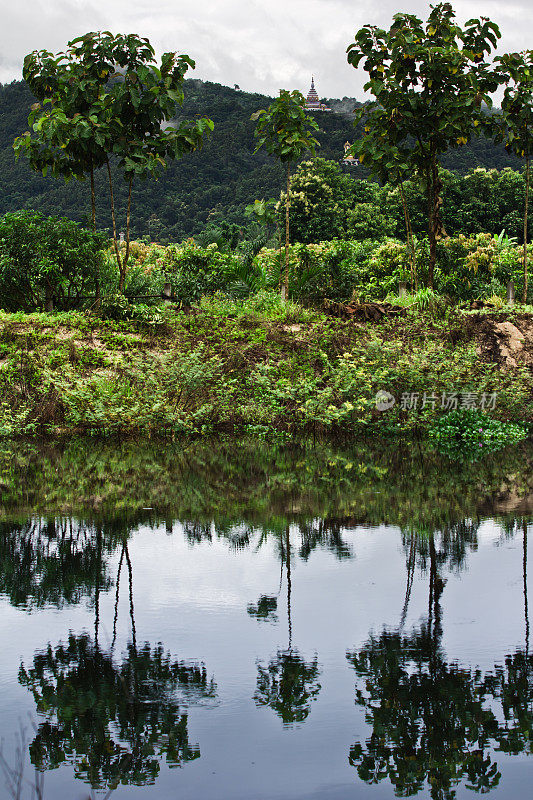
[13,31,213,289]
[0,78,523,241]
[346,202,396,240]
[438,168,527,240]
[428,408,526,461]
[276,158,350,242]
[0,292,531,438]
[245,198,277,227]
[249,231,531,303]
[252,90,320,297]
[252,91,319,164]
[97,293,165,325]
[388,287,446,317]
[198,290,313,323]
[252,239,384,300]
[347,2,503,283]
[15,33,214,182]
[273,158,396,244]
[164,241,240,303]
[0,210,105,311]
[1,219,531,315]
[494,51,533,165]
[272,161,532,248]
[494,50,533,302]
[98,247,165,300]
[436,231,531,300]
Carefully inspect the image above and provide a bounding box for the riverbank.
[1,295,532,437]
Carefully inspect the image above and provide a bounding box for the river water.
[0,438,531,799]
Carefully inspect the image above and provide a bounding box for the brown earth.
[466,313,533,370]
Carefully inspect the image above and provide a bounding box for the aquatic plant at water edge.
[428,408,526,461]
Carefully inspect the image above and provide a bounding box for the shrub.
[0,211,106,312]
[428,408,526,462]
[162,241,241,303]
[436,233,529,300]
[255,239,405,301]
[346,204,396,241]
[95,233,533,308]
[97,294,169,330]
[99,250,166,299]
[198,290,314,322]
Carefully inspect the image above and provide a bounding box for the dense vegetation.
[0,6,532,446]
[0,79,521,241]
[279,158,532,245]
[0,296,531,441]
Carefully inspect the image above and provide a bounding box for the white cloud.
[0,0,532,98]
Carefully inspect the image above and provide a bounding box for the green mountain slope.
[0,78,521,241]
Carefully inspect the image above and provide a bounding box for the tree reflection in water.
[0,518,113,609]
[17,525,217,792]
[0,490,529,794]
[253,526,322,725]
[19,637,215,789]
[347,626,503,797]
[347,520,532,799]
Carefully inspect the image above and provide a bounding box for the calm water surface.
[0,438,531,800]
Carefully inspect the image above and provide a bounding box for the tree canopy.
[347,2,502,284]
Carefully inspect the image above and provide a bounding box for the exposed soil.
[467,313,533,370]
[322,299,406,321]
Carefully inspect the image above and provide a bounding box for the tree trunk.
[44,284,54,313]
[427,165,436,289]
[427,154,447,290]
[90,165,101,304]
[286,526,292,651]
[282,162,291,301]
[90,165,96,231]
[111,544,125,650]
[524,520,529,656]
[95,526,102,649]
[524,156,530,304]
[400,181,416,290]
[106,157,124,292]
[124,542,137,653]
[428,196,436,290]
[124,177,133,273]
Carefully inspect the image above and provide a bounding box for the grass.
[0,293,532,438]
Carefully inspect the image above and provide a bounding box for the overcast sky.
[0,0,531,99]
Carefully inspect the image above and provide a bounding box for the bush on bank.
[111,234,533,305]
[0,211,106,312]
[1,209,532,312]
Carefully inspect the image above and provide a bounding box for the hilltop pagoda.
[304,77,331,112]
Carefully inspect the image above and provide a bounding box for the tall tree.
[252,90,319,299]
[493,50,533,302]
[347,2,502,286]
[14,31,214,292]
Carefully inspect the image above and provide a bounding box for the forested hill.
[0,78,521,241]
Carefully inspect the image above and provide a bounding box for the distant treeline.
[0,78,521,242]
